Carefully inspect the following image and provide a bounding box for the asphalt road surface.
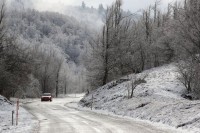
[24,96,181,133]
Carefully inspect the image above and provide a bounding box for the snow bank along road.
[24,96,180,133]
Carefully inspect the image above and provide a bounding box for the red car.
[41,93,52,102]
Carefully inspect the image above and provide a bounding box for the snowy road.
[24,96,180,133]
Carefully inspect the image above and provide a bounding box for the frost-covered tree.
[0,0,34,98]
[87,0,135,89]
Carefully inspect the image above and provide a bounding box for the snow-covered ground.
[79,64,200,133]
[0,95,39,133]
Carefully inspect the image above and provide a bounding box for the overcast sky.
[32,0,176,13]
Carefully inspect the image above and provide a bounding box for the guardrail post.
[12,110,14,126]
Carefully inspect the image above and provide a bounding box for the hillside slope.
[7,9,93,63]
[79,64,200,132]
[5,7,93,95]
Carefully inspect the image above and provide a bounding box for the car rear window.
[43,93,51,96]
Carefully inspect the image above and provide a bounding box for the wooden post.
[16,98,19,126]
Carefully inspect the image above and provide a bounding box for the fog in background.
[33,0,175,12]
[7,0,177,30]
[8,0,175,14]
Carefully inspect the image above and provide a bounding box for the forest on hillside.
[0,0,103,98]
[87,0,200,98]
[1,0,200,99]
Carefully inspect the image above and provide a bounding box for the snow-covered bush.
[177,61,200,99]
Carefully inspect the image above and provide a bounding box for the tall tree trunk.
[103,26,109,85]
[64,80,67,94]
